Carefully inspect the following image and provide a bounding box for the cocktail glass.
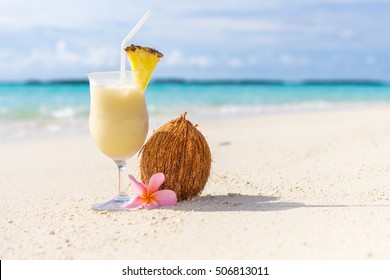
[88,71,148,211]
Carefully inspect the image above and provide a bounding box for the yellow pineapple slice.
[125,44,163,91]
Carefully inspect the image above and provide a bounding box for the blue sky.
[0,0,389,81]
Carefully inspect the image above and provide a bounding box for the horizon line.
[0,78,389,86]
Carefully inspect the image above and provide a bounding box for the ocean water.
[1,81,390,142]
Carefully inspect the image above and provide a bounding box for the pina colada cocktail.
[88,71,150,211]
[88,10,163,211]
[89,83,148,161]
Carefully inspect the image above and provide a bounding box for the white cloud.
[83,47,118,68]
[0,49,13,60]
[185,17,289,33]
[228,58,243,68]
[164,50,182,67]
[188,55,214,67]
[55,41,80,65]
[0,41,118,73]
[163,49,214,68]
[279,54,311,67]
[0,0,389,80]
[0,0,146,31]
[247,57,258,66]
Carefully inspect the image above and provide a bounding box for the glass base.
[92,193,131,211]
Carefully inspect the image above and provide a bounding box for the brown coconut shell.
[140,113,211,201]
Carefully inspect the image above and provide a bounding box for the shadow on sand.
[174,194,302,212]
[174,194,390,212]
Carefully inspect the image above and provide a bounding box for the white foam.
[52,107,76,118]
[46,125,62,133]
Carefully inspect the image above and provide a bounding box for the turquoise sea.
[1,81,390,142]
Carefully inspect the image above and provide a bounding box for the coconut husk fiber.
[140,113,211,201]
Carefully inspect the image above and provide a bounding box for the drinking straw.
[120,10,152,73]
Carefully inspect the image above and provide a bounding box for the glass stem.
[114,160,130,202]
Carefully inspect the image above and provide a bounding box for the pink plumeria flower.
[123,173,177,210]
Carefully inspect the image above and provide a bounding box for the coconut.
[140,113,211,201]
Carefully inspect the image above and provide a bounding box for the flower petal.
[143,198,159,210]
[147,173,165,195]
[128,175,147,197]
[122,196,147,210]
[150,190,177,206]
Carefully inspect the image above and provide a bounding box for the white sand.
[1,107,390,259]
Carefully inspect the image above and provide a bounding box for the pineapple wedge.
[125,44,163,91]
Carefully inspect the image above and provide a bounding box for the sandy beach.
[1,107,390,259]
